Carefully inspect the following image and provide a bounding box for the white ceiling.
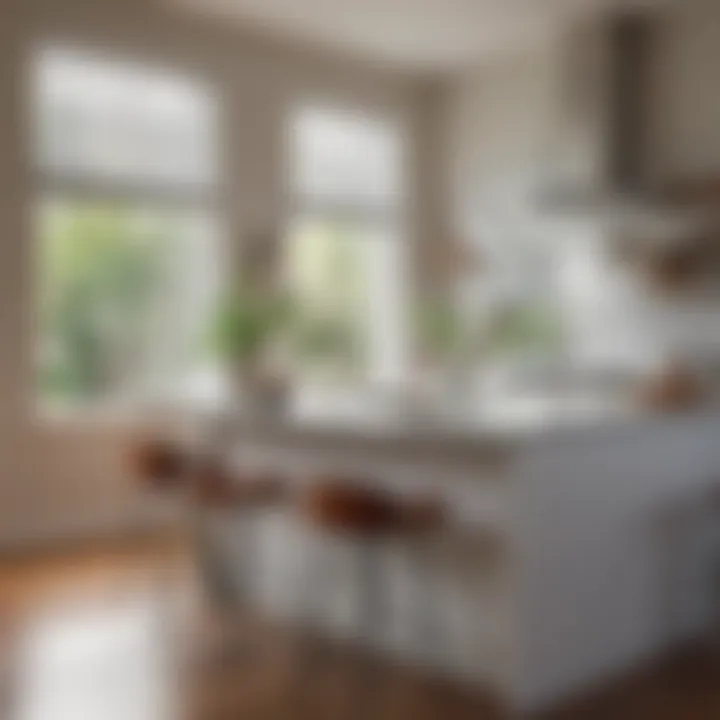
[171,0,664,71]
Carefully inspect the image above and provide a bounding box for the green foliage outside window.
[38,202,174,405]
[484,303,565,359]
[286,217,368,377]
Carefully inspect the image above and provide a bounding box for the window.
[287,106,408,387]
[33,48,220,412]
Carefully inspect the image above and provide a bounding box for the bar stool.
[281,476,446,718]
[190,456,288,675]
[127,435,194,651]
[127,435,193,559]
[192,455,287,607]
[293,478,448,702]
[129,436,189,492]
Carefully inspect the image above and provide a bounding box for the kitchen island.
[199,405,720,713]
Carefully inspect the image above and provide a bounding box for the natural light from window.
[287,106,408,406]
[33,48,220,415]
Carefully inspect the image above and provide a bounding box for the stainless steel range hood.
[538,11,703,234]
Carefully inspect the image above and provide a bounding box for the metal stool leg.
[197,508,256,609]
[409,535,446,671]
[350,536,392,720]
[197,508,266,672]
[356,537,385,649]
[277,529,334,720]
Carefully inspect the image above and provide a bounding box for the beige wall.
[442,37,560,238]
[0,0,430,547]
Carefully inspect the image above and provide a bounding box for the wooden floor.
[1,536,719,719]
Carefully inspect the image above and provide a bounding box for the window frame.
[285,102,410,390]
[31,44,223,420]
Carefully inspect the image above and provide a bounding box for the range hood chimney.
[539,11,693,230]
[606,12,650,198]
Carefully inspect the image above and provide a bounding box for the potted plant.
[417,295,473,369]
[209,287,291,413]
[291,313,361,383]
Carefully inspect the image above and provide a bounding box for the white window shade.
[292,107,404,213]
[35,49,217,195]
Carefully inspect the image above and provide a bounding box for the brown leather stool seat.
[194,458,286,510]
[302,479,445,537]
[129,437,189,491]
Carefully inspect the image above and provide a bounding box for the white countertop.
[202,389,645,466]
